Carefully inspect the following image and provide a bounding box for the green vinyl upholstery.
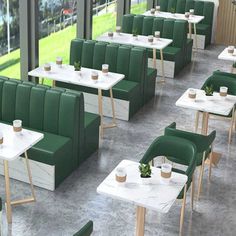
[164,122,216,166]
[121,14,192,76]
[56,39,157,120]
[140,135,197,199]
[73,221,93,236]
[0,78,100,188]
[157,0,214,48]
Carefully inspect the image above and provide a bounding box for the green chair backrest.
[185,0,195,11]
[70,39,84,65]
[162,19,175,39]
[104,43,119,73]
[93,42,108,70]
[164,122,216,153]
[194,0,204,15]
[160,0,169,11]
[122,14,134,33]
[0,78,84,168]
[172,20,187,48]
[73,221,93,236]
[202,1,214,26]
[116,46,131,80]
[202,74,236,96]
[140,135,196,177]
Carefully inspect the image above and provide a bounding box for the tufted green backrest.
[167,0,177,12]
[0,78,84,168]
[173,20,187,48]
[81,40,96,68]
[132,15,144,35]
[142,17,154,36]
[202,1,214,26]
[122,14,134,33]
[93,42,107,70]
[162,19,175,39]
[176,0,186,13]
[160,0,169,11]
[116,46,131,80]
[152,17,164,36]
[185,0,194,11]
[194,0,204,15]
[70,38,84,65]
[104,44,119,72]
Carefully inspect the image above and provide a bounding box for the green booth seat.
[0,77,100,190]
[164,122,216,200]
[157,0,214,48]
[121,14,192,78]
[56,39,157,121]
[73,221,93,236]
[200,71,236,143]
[140,135,197,234]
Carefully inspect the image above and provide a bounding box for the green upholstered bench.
[73,221,93,236]
[157,0,214,49]
[0,77,100,190]
[56,39,157,121]
[121,14,192,78]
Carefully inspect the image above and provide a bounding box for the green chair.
[73,221,93,236]
[200,71,236,143]
[140,135,197,234]
[164,122,216,200]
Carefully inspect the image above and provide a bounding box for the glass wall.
[131,0,147,14]
[38,0,77,85]
[92,0,117,39]
[0,0,20,79]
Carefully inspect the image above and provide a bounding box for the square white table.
[97,160,187,236]
[218,48,236,73]
[29,64,125,137]
[0,123,44,224]
[143,11,204,49]
[176,89,236,164]
[97,32,173,82]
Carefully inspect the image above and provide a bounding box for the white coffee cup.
[13,120,22,133]
[56,57,63,67]
[116,26,121,34]
[115,167,127,182]
[156,6,160,12]
[102,64,109,75]
[190,9,194,15]
[161,163,172,179]
[150,8,155,14]
[91,71,99,82]
[220,86,228,97]
[228,46,235,54]
[44,63,51,72]
[185,12,190,18]
[155,31,160,39]
[188,88,197,99]
[148,35,154,43]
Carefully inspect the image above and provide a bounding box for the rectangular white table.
[176,88,236,164]
[0,123,43,224]
[143,11,204,49]
[28,64,125,137]
[97,160,187,236]
[97,32,173,82]
[218,47,236,73]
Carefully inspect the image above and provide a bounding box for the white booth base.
[148,59,175,78]
[0,158,55,191]
[84,92,130,121]
[188,34,206,50]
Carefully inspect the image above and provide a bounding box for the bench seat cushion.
[195,23,211,35]
[28,131,72,166]
[148,46,182,61]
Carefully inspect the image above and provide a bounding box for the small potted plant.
[74,61,81,76]
[204,85,214,100]
[132,29,139,40]
[139,163,152,184]
[170,7,175,16]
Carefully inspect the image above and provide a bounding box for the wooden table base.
[4,151,36,224]
[136,206,146,236]
[205,152,222,167]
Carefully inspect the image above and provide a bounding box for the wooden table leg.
[153,48,157,69]
[189,22,192,39]
[52,80,56,87]
[201,112,209,135]
[193,23,198,50]
[98,89,104,138]
[109,88,117,127]
[160,49,165,83]
[136,206,146,236]
[4,160,12,224]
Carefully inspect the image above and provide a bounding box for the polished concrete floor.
[1,45,236,236]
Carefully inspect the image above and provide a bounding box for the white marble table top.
[0,123,44,161]
[97,32,173,50]
[28,64,125,90]
[97,160,187,213]
[176,89,236,116]
[218,48,236,62]
[143,11,204,24]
